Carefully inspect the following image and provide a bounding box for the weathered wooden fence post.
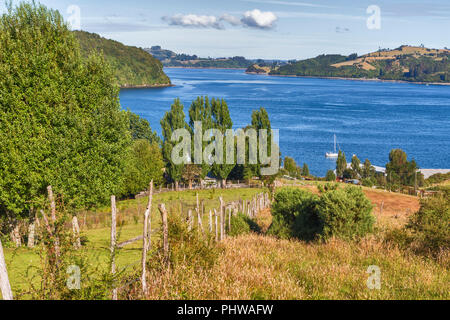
[27,221,35,248]
[380,201,384,215]
[188,209,193,231]
[47,186,60,258]
[141,180,153,295]
[110,195,118,300]
[219,197,224,240]
[158,204,169,268]
[72,216,81,249]
[209,210,213,233]
[214,209,218,241]
[0,239,13,300]
[228,208,231,234]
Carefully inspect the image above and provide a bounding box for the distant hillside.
[264,46,450,83]
[75,31,171,88]
[146,46,254,69]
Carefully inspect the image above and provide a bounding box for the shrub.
[406,195,449,255]
[268,187,375,242]
[317,186,375,241]
[227,213,260,236]
[161,213,222,271]
[325,170,336,181]
[267,188,319,239]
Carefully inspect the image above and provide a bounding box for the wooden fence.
[0,182,271,300]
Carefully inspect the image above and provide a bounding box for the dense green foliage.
[127,111,160,145]
[387,195,449,258]
[325,170,336,181]
[75,31,171,87]
[268,187,375,241]
[227,213,260,237]
[0,2,131,216]
[386,149,424,188]
[160,99,189,189]
[316,187,375,241]
[121,139,164,197]
[425,172,450,186]
[407,196,449,255]
[336,151,347,178]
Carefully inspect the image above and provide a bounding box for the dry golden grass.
[144,234,448,300]
[141,186,447,300]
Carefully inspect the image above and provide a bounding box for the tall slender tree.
[336,150,347,178]
[188,96,213,183]
[160,99,189,190]
[211,98,235,187]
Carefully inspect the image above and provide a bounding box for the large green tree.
[0,2,130,218]
[160,99,189,190]
[121,139,164,197]
[188,96,213,182]
[211,98,235,187]
[127,110,160,145]
[386,149,424,187]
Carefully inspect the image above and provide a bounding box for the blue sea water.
[119,68,450,176]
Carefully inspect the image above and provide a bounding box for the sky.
[2,0,450,59]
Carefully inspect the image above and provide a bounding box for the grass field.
[2,185,448,300]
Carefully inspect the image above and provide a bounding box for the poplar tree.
[336,151,347,178]
[160,99,189,190]
[188,96,213,182]
[211,98,235,187]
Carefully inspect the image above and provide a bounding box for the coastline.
[164,66,248,70]
[246,72,450,86]
[120,83,174,89]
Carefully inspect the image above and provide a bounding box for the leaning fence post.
[110,195,118,300]
[0,239,13,300]
[158,204,169,268]
[141,180,153,295]
[188,209,193,231]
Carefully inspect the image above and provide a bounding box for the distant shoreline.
[164,66,248,70]
[120,83,174,89]
[246,72,450,86]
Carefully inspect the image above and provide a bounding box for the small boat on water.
[326,134,339,158]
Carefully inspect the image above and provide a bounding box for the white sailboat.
[326,134,339,158]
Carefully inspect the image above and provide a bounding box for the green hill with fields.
[75,31,171,88]
[260,46,450,83]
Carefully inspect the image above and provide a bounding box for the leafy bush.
[268,187,375,241]
[267,188,319,239]
[317,187,375,241]
[161,213,222,271]
[407,196,449,255]
[227,213,260,236]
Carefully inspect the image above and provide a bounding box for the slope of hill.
[75,31,171,88]
[266,46,450,83]
[146,46,254,69]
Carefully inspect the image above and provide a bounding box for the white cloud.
[241,9,278,29]
[162,14,223,29]
[220,13,242,26]
[162,10,278,30]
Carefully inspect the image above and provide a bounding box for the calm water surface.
[120,68,450,176]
